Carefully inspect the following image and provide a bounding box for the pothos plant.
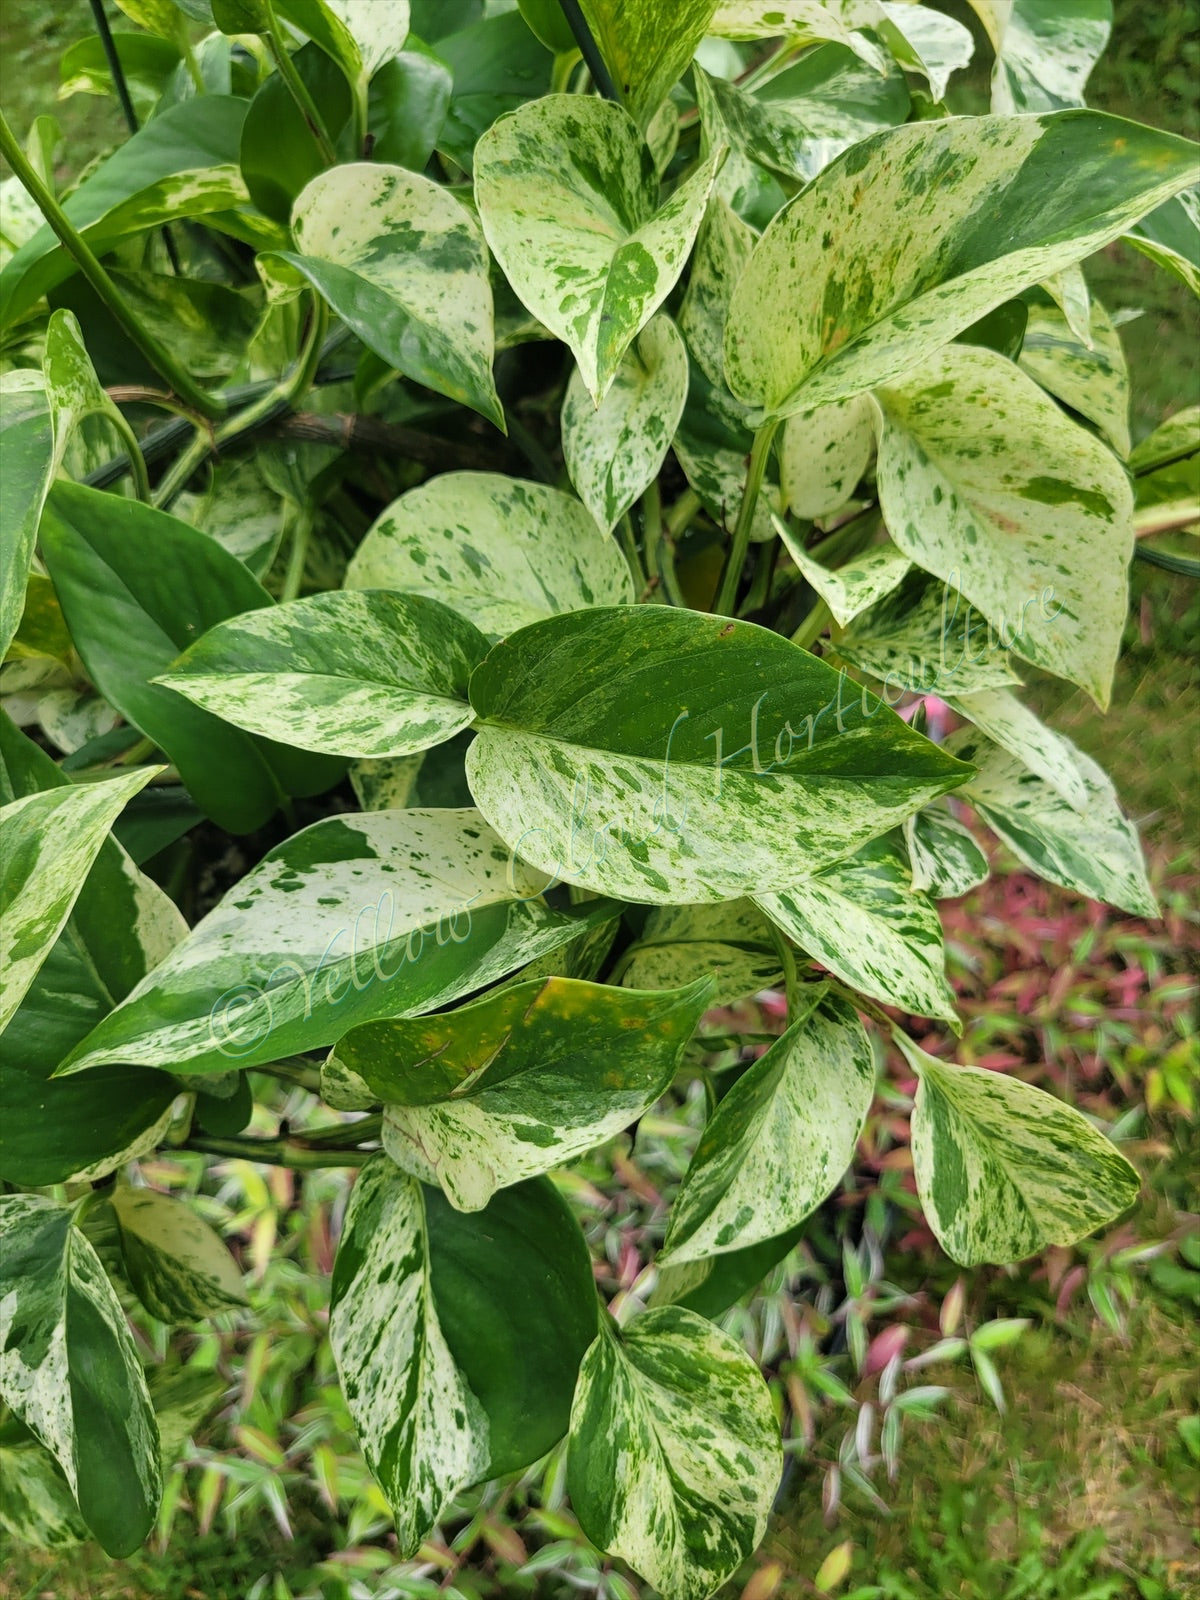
[0,0,1196,1592]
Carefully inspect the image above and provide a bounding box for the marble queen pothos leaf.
[0,1195,162,1557]
[946,687,1089,810]
[757,835,958,1022]
[56,808,619,1078]
[111,1186,247,1323]
[576,0,719,130]
[620,899,782,1007]
[474,96,724,402]
[331,975,714,1211]
[898,1033,1139,1266]
[156,591,487,759]
[984,0,1111,115]
[567,1305,781,1600]
[346,472,634,636]
[904,805,990,900]
[276,0,410,85]
[874,343,1134,707]
[465,605,971,904]
[724,110,1199,419]
[1018,296,1131,457]
[271,164,502,428]
[660,986,875,1266]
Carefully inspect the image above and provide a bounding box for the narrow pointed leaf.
[576,0,719,129]
[777,526,911,629]
[112,1187,247,1323]
[1125,189,1200,297]
[0,374,52,661]
[946,688,1088,809]
[677,195,757,396]
[899,1033,1140,1266]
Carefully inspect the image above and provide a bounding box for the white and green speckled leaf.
[899,1032,1139,1266]
[474,97,724,401]
[874,343,1134,707]
[174,455,287,577]
[270,165,501,428]
[568,1305,781,1600]
[837,568,1022,698]
[346,472,634,637]
[1019,297,1130,456]
[0,1195,161,1557]
[0,373,53,662]
[878,2,974,102]
[710,1,887,72]
[987,0,1111,114]
[0,766,157,1033]
[621,900,782,1007]
[332,976,713,1211]
[562,315,689,531]
[946,688,1088,810]
[466,605,971,904]
[946,727,1157,917]
[1129,404,1199,510]
[277,0,409,83]
[329,1156,487,1556]
[0,1438,87,1550]
[1125,188,1200,297]
[56,808,617,1078]
[904,806,990,899]
[661,987,875,1265]
[724,111,1199,419]
[777,525,911,629]
[155,591,486,760]
[111,1187,247,1323]
[758,836,957,1022]
[677,195,756,397]
[779,395,876,521]
[349,754,426,812]
[577,0,720,129]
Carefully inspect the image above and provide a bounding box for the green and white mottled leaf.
[946,727,1157,917]
[904,806,990,899]
[778,525,911,630]
[988,0,1111,114]
[673,360,784,545]
[0,1194,161,1557]
[112,1187,247,1323]
[57,808,617,1077]
[0,1437,87,1550]
[898,1032,1139,1266]
[332,976,713,1210]
[946,687,1088,809]
[710,0,887,71]
[346,472,633,635]
[837,568,1022,698]
[779,395,876,521]
[758,836,956,1021]
[1125,188,1200,297]
[677,196,757,396]
[661,986,875,1264]
[277,0,410,83]
[174,455,287,577]
[1019,297,1130,456]
[568,1305,780,1600]
[1129,404,1200,511]
[330,1156,487,1555]
[577,0,719,128]
[0,373,52,661]
[474,96,724,401]
[724,111,1199,419]
[349,754,426,812]
[878,2,974,102]
[562,315,689,531]
[271,165,502,428]
[0,767,157,1033]
[466,605,971,904]
[156,591,485,760]
[874,343,1134,706]
[621,900,782,1007]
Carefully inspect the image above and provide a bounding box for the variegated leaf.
[156,591,485,760]
[621,900,782,1007]
[277,0,410,83]
[466,605,971,904]
[272,165,502,428]
[562,315,689,531]
[946,727,1157,917]
[1125,188,1200,298]
[946,687,1088,810]
[779,395,876,521]
[0,1438,87,1550]
[333,976,713,1210]
[56,808,618,1078]
[904,806,990,899]
[568,1305,781,1600]
[898,1033,1139,1266]
[474,96,724,401]
[0,1195,161,1557]
[677,196,757,397]
[346,472,633,636]
[0,766,157,1033]
[0,373,52,661]
[837,569,1022,698]
[111,1187,247,1323]
[724,112,1199,419]
[877,2,974,102]
[661,987,875,1264]
[757,836,957,1021]
[874,344,1134,706]
[329,1157,488,1555]
[711,0,888,71]
[174,455,287,577]
[1129,404,1200,510]
[577,0,719,129]
[987,0,1111,114]
[777,525,911,629]
[1019,297,1130,456]
[673,360,784,546]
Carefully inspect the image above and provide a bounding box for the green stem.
[263,1,338,166]
[791,597,832,650]
[106,407,152,503]
[180,35,207,94]
[619,513,648,594]
[769,927,802,1023]
[300,1113,384,1148]
[665,488,702,541]
[281,508,312,602]
[714,418,780,615]
[641,482,667,603]
[183,1132,373,1170]
[551,47,583,94]
[0,109,224,420]
[253,1057,322,1094]
[351,74,370,159]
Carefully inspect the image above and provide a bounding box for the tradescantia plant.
[0,0,1197,1590]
